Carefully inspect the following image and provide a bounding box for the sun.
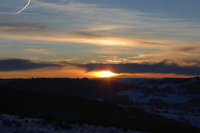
[92,71,119,78]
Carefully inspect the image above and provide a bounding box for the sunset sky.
[0,0,200,78]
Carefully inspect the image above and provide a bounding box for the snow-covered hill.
[0,114,145,133]
[116,78,200,128]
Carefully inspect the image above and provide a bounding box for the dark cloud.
[0,16,48,33]
[0,20,104,38]
[79,60,200,75]
[0,59,62,72]
[178,46,200,53]
[75,31,106,38]
[1,59,199,76]
[0,21,42,28]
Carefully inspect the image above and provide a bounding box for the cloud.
[1,1,199,49]
[0,0,200,67]
[177,58,200,67]
[2,1,199,43]
[85,25,125,32]
[79,60,200,76]
[0,22,168,47]
[0,59,62,71]
[0,58,199,77]
[0,0,28,14]
[25,49,55,55]
[31,0,200,39]
[0,18,45,30]
[177,46,200,54]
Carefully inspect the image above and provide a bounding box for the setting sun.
[92,71,119,78]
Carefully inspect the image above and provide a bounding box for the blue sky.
[0,0,199,78]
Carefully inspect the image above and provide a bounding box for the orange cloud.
[0,65,88,79]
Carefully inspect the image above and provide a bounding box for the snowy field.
[117,78,200,128]
[0,114,146,133]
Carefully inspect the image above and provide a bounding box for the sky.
[0,0,200,78]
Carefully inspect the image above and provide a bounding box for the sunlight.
[92,71,119,78]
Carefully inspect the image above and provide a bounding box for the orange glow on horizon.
[0,67,194,79]
[92,71,119,78]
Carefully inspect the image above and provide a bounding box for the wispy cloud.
[0,0,199,50]
[30,0,200,39]
[0,22,170,47]
[176,46,200,55]
[2,0,200,41]
[25,49,55,55]
[0,0,200,66]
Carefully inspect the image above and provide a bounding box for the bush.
[3,119,12,127]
